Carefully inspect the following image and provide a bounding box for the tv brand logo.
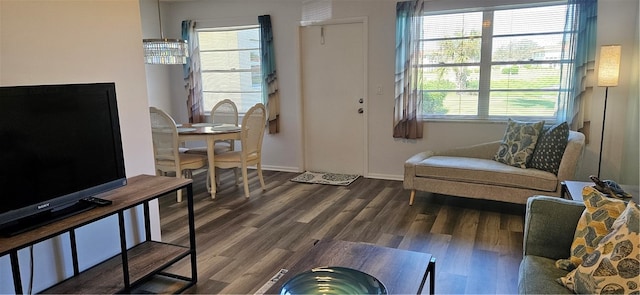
[37,203,50,210]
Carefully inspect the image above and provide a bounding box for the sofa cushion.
[414,156,558,191]
[494,119,545,168]
[529,122,569,175]
[519,255,572,294]
[558,201,640,294]
[558,186,628,270]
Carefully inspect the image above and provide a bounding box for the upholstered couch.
[404,130,585,205]
[518,195,584,294]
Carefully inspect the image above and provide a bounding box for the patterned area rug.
[290,171,360,186]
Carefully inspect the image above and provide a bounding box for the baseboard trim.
[365,173,403,181]
[261,165,301,173]
[238,166,404,181]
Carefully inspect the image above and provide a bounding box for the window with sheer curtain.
[420,4,571,122]
[197,25,263,114]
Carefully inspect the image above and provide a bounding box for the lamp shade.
[597,45,621,87]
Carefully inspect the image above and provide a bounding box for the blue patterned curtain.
[560,0,597,130]
[394,0,424,139]
[259,15,280,134]
[182,20,205,123]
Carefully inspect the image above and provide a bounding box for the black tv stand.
[0,201,97,237]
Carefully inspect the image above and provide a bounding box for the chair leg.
[205,169,211,193]
[241,165,250,198]
[257,162,266,191]
[233,168,240,186]
[409,190,416,206]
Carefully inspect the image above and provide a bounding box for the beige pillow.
[555,186,627,271]
[558,200,639,293]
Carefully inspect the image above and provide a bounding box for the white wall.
[620,4,640,185]
[594,0,639,184]
[0,0,156,293]
[145,0,638,182]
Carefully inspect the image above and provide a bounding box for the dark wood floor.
[155,169,525,294]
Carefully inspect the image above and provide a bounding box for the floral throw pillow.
[528,122,569,175]
[493,119,545,168]
[555,186,628,271]
[558,200,639,294]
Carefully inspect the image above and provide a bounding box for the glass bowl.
[280,266,387,295]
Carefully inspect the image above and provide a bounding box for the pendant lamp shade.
[143,0,188,64]
[143,38,188,64]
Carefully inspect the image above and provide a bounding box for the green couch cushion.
[519,255,572,294]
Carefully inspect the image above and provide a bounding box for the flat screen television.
[0,82,127,236]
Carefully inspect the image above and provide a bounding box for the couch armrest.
[404,151,435,189]
[556,131,586,183]
[523,196,585,260]
[436,140,502,159]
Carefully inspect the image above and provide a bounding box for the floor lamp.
[596,44,621,178]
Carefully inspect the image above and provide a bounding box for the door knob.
[358,98,364,103]
[358,108,364,114]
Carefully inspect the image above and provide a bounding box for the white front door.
[300,20,366,175]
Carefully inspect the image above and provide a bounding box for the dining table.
[177,123,241,199]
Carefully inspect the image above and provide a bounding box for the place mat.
[213,125,241,132]
[177,127,196,133]
[192,123,221,127]
[290,171,360,186]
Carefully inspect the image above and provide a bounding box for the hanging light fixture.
[143,0,188,64]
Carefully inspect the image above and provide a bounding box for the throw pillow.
[555,186,628,271]
[528,122,569,174]
[493,119,545,168]
[558,201,639,294]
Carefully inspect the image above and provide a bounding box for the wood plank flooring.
[155,169,525,294]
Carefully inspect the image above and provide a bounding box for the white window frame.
[420,2,571,123]
[196,24,263,115]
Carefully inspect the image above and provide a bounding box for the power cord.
[28,245,34,294]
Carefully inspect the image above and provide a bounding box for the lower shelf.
[130,273,194,294]
[42,241,193,294]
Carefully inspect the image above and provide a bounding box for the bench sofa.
[518,195,584,294]
[404,131,585,205]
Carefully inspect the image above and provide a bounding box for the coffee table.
[561,180,639,203]
[260,240,435,295]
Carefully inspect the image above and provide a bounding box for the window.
[421,4,570,122]
[197,25,262,114]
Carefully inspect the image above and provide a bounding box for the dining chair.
[187,99,239,190]
[211,98,239,153]
[149,107,208,202]
[211,99,239,125]
[213,103,266,198]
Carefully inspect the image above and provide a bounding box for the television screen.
[0,83,126,235]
